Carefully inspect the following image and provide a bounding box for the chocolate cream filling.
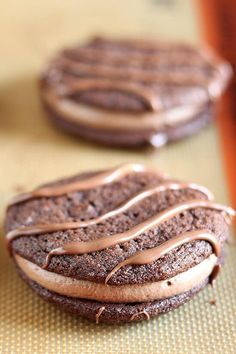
[15,253,217,303]
[42,87,207,132]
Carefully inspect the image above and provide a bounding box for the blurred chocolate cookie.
[40,37,231,147]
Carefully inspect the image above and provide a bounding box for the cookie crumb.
[210,299,216,306]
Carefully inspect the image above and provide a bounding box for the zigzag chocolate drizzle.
[130,310,150,321]
[7,163,154,207]
[104,229,221,285]
[58,78,161,112]
[41,199,232,270]
[95,306,105,324]
[63,44,208,67]
[45,38,231,113]
[6,181,213,244]
[58,56,210,85]
[6,164,235,286]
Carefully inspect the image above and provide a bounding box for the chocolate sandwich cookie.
[40,37,231,147]
[5,164,235,323]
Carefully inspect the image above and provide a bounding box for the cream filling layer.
[43,88,206,131]
[15,254,217,303]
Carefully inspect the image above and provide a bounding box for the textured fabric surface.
[0,0,235,353]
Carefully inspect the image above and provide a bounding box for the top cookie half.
[40,37,232,147]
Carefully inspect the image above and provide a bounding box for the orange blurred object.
[197,0,236,217]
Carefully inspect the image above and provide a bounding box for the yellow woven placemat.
[0,1,235,353]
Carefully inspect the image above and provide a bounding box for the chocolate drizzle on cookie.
[44,37,231,113]
[130,310,150,321]
[104,230,221,285]
[6,164,235,285]
[95,306,105,324]
[7,163,152,207]
[6,182,213,243]
[40,200,229,272]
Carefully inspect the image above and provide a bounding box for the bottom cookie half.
[43,102,214,148]
[18,266,208,324]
